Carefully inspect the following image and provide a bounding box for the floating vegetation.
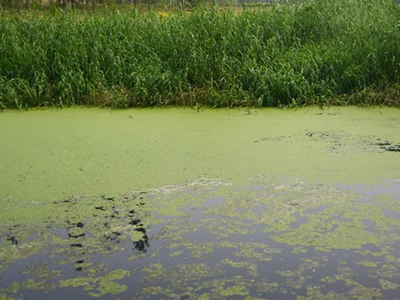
[256,130,400,154]
[376,142,400,153]
[1,178,400,299]
[59,269,130,297]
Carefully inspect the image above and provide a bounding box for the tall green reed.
[0,0,399,108]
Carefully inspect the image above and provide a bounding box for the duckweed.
[1,177,400,299]
[220,285,249,297]
[59,269,130,297]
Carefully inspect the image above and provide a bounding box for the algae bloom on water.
[1,174,400,299]
[1,107,400,299]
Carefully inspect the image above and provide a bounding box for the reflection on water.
[1,178,400,300]
[6,233,19,246]
[133,227,150,253]
[66,221,86,272]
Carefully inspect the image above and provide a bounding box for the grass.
[0,0,400,108]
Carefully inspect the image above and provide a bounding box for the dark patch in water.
[6,233,18,246]
[133,227,150,253]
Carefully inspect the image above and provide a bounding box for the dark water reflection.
[1,179,400,300]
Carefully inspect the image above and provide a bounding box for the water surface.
[1,107,400,299]
[1,107,399,200]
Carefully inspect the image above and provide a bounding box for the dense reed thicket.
[1,0,400,108]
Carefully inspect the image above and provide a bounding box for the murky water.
[1,178,400,300]
[1,107,400,299]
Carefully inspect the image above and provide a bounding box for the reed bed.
[1,0,400,108]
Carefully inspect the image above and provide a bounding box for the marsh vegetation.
[1,0,400,298]
[1,0,400,108]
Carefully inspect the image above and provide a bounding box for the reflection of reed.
[5,225,20,246]
[60,194,151,274]
[6,233,18,245]
[66,221,86,272]
[128,205,150,253]
[133,227,149,253]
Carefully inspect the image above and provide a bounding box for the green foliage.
[0,0,400,108]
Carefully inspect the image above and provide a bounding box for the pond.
[1,107,400,300]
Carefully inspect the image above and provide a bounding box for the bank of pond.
[1,0,400,109]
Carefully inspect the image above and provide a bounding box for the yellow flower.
[157,12,169,18]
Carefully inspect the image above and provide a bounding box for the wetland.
[1,107,400,300]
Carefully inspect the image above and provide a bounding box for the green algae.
[297,284,383,300]
[2,174,400,299]
[169,250,184,257]
[198,177,400,253]
[1,107,400,202]
[164,240,279,262]
[379,279,399,290]
[2,107,400,299]
[219,285,249,297]
[0,296,16,300]
[274,218,380,251]
[59,269,130,297]
[277,257,327,290]
[358,261,379,268]
[0,240,43,272]
[220,259,258,277]
[273,199,400,251]
[233,243,279,262]
[22,279,52,292]
[255,282,280,295]
[22,264,62,283]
